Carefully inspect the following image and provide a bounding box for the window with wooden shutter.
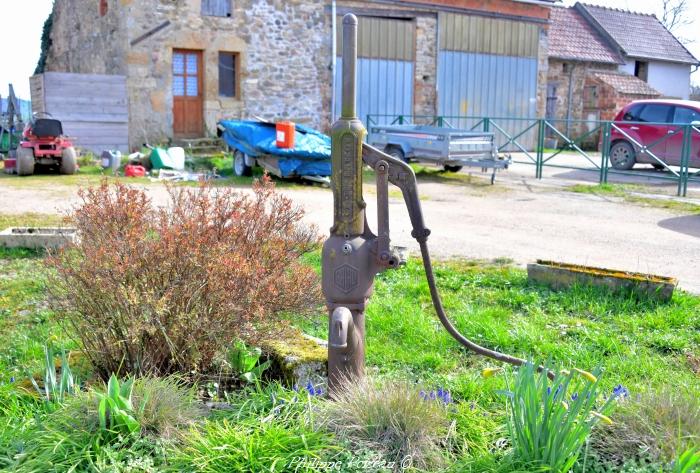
[218,52,239,98]
[201,0,232,17]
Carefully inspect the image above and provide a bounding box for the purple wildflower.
[612,384,629,399]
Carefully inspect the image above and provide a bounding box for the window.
[634,61,648,82]
[623,103,644,121]
[219,52,239,98]
[673,106,700,124]
[583,85,598,109]
[99,0,108,16]
[202,0,232,17]
[172,51,200,97]
[637,104,672,123]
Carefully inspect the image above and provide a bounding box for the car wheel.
[233,150,252,177]
[610,141,636,170]
[386,146,408,163]
[60,147,78,175]
[17,147,35,176]
[443,165,463,173]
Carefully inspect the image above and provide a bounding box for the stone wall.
[46,0,127,75]
[547,59,617,138]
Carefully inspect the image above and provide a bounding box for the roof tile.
[578,3,699,65]
[592,72,661,96]
[548,7,621,64]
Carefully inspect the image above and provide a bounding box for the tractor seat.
[32,119,63,138]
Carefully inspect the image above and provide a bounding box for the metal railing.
[365,114,698,196]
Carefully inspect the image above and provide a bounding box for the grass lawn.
[568,183,700,214]
[0,213,698,471]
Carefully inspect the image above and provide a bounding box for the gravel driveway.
[2,165,699,293]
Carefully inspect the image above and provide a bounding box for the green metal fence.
[365,114,698,197]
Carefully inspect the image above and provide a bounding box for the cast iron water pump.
[323,14,534,393]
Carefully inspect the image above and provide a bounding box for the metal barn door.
[437,14,539,150]
[334,16,415,125]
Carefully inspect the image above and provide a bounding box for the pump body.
[323,14,535,395]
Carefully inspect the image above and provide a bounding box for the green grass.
[0,215,698,470]
[569,184,700,213]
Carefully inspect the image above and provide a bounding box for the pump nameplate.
[334,263,358,293]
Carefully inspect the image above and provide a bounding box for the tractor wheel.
[60,147,78,175]
[17,147,35,176]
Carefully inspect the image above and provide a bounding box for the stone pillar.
[414,15,438,118]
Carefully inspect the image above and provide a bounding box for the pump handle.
[361,143,552,377]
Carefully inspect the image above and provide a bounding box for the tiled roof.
[592,72,661,96]
[577,3,699,65]
[548,7,621,64]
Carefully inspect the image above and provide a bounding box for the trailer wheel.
[60,147,78,175]
[386,146,408,163]
[17,147,35,176]
[443,165,463,173]
[233,150,252,177]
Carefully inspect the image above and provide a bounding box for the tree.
[660,0,694,45]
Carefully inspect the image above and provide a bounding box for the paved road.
[2,164,699,293]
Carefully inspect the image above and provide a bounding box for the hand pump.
[323,14,541,394]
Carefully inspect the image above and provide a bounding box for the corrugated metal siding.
[337,16,415,61]
[437,12,540,150]
[334,57,413,123]
[439,13,538,58]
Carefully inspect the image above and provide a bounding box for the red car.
[610,99,700,170]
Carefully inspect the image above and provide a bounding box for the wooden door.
[172,49,203,137]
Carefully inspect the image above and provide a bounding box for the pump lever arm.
[361,143,552,378]
[361,143,431,242]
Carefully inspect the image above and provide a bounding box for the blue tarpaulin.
[218,120,331,177]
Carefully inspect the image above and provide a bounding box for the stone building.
[43,0,557,150]
[546,2,697,143]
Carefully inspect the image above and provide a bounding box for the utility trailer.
[367,125,509,184]
[217,120,331,184]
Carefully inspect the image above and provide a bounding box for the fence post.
[483,117,490,133]
[678,124,692,197]
[536,119,545,179]
[600,122,611,184]
[437,116,444,127]
[398,115,404,125]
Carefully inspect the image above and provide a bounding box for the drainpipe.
[330,0,337,122]
[566,63,575,137]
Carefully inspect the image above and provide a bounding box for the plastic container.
[124,164,146,178]
[275,121,295,149]
[100,150,122,173]
[2,158,16,174]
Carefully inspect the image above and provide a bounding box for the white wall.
[618,58,691,99]
[647,61,691,99]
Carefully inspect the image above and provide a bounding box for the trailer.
[217,120,331,184]
[367,125,509,184]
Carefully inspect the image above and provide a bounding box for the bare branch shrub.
[46,178,321,379]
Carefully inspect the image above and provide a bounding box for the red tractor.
[14,114,77,176]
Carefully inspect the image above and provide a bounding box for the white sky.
[0,0,698,101]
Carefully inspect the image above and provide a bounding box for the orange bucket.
[275,121,295,149]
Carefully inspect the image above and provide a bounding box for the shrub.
[319,378,450,472]
[501,363,618,473]
[47,178,321,378]
[589,388,700,466]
